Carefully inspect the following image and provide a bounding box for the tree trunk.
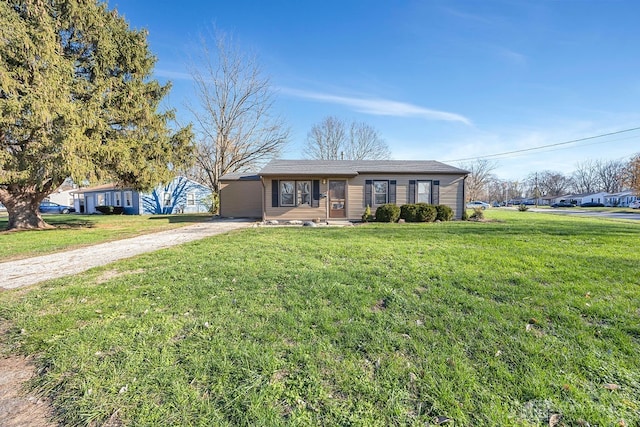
[1,189,52,231]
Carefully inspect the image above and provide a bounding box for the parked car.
[629,200,640,209]
[466,201,490,210]
[551,202,576,208]
[579,202,605,208]
[39,201,75,214]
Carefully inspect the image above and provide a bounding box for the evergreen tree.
[0,0,193,230]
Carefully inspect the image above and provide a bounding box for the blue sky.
[113,0,640,180]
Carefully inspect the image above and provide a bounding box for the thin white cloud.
[441,7,496,26]
[280,87,471,125]
[155,69,193,81]
[495,46,527,66]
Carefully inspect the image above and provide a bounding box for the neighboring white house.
[558,192,609,205]
[45,179,76,207]
[604,190,637,207]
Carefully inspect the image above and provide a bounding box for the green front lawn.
[0,213,214,261]
[1,211,639,426]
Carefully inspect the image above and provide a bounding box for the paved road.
[529,208,640,221]
[0,219,253,290]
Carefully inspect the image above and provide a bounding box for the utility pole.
[535,172,539,207]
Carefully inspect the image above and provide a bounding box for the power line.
[444,126,640,163]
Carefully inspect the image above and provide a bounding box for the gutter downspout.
[462,175,468,219]
[261,176,266,221]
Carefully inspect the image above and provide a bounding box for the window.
[297,181,311,206]
[163,192,172,207]
[96,193,105,206]
[417,181,431,204]
[186,192,196,206]
[280,181,295,206]
[373,181,388,205]
[114,192,122,207]
[124,191,133,207]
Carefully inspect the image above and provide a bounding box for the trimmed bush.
[518,204,529,212]
[461,209,469,221]
[400,203,447,222]
[415,203,437,222]
[435,205,454,221]
[375,204,400,222]
[400,204,419,222]
[95,205,124,215]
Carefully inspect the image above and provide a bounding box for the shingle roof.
[71,183,125,194]
[258,159,469,176]
[219,173,261,181]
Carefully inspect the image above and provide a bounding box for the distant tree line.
[462,156,640,203]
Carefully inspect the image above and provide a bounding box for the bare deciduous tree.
[594,159,626,193]
[187,30,289,198]
[303,116,391,160]
[526,171,571,197]
[570,160,600,194]
[459,159,498,202]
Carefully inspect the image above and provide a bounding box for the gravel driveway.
[0,218,253,290]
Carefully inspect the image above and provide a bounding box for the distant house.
[40,178,77,207]
[72,183,141,214]
[605,190,637,207]
[220,159,469,221]
[72,176,212,215]
[563,191,609,206]
[141,176,212,214]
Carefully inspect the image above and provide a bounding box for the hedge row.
[374,203,454,223]
[95,205,124,215]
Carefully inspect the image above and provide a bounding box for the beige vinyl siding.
[347,174,466,220]
[219,180,263,218]
[263,177,328,221]
[263,173,467,221]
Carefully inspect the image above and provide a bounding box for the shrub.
[469,207,484,220]
[518,204,529,212]
[435,205,454,221]
[415,203,437,222]
[95,205,124,215]
[461,209,469,221]
[375,204,400,222]
[361,205,373,222]
[400,204,419,222]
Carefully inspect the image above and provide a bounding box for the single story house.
[558,191,609,206]
[220,159,469,221]
[604,190,637,207]
[72,183,139,214]
[72,176,212,215]
[46,179,76,207]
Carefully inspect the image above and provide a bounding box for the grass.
[0,213,214,261]
[1,210,639,426]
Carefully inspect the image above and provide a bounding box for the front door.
[329,180,346,218]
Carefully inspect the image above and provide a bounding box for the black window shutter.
[389,180,396,204]
[364,180,372,207]
[312,180,320,208]
[408,180,416,204]
[433,180,440,205]
[272,180,279,207]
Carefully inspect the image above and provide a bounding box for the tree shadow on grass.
[0,215,96,232]
[146,214,215,224]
